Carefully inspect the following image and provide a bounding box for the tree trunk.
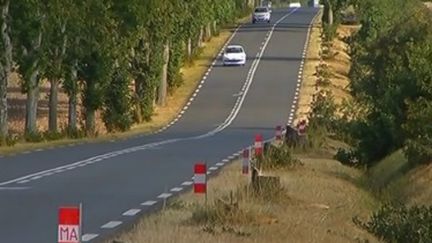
[0,0,11,142]
[67,64,78,133]
[48,78,59,132]
[25,70,40,135]
[198,27,204,48]
[187,37,192,59]
[205,22,212,41]
[323,0,334,25]
[85,107,95,136]
[213,21,218,36]
[157,42,169,106]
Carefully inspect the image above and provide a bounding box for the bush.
[354,203,432,242]
[334,148,361,167]
[322,23,338,42]
[262,144,303,169]
[24,132,44,143]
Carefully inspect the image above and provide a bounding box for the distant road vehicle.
[252,6,271,23]
[222,45,246,66]
[289,2,301,8]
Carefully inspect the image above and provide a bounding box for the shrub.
[334,148,361,167]
[262,144,303,169]
[24,132,44,143]
[354,203,432,242]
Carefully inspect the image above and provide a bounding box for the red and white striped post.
[242,148,250,175]
[58,205,82,243]
[254,134,263,157]
[275,125,282,143]
[194,163,207,194]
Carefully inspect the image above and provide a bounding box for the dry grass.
[295,12,322,124]
[110,155,379,243]
[295,14,360,125]
[2,16,251,155]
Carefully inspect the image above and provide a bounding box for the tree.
[0,0,12,143]
[11,0,47,136]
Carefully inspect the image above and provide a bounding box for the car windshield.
[255,8,268,13]
[226,47,243,53]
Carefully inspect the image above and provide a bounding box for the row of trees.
[318,0,432,166]
[347,0,432,165]
[0,0,257,144]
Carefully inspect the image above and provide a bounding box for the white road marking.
[222,159,229,163]
[82,234,99,242]
[181,181,193,186]
[216,162,224,166]
[101,221,122,229]
[209,167,218,171]
[170,187,183,192]
[207,171,211,175]
[122,209,141,216]
[141,200,157,206]
[17,180,30,184]
[157,193,172,199]
[0,186,30,190]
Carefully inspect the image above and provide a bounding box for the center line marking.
[170,187,183,192]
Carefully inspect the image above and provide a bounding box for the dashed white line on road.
[141,200,157,206]
[209,167,218,171]
[181,181,193,186]
[216,162,224,166]
[82,234,99,242]
[170,187,183,192]
[101,221,122,229]
[157,193,172,199]
[122,209,141,216]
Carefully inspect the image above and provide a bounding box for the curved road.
[0,7,318,243]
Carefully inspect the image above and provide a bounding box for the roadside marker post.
[275,125,282,143]
[254,134,263,158]
[242,148,250,175]
[58,205,82,243]
[194,163,207,204]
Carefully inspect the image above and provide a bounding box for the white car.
[289,2,301,8]
[252,7,271,23]
[223,45,246,66]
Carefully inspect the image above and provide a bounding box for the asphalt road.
[0,7,318,243]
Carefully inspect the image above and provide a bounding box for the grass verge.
[109,152,378,243]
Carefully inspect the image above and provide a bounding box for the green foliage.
[5,0,252,141]
[103,67,133,132]
[308,90,337,132]
[341,0,432,166]
[354,204,432,242]
[263,144,303,169]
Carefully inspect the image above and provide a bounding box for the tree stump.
[285,125,298,148]
[251,167,281,195]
